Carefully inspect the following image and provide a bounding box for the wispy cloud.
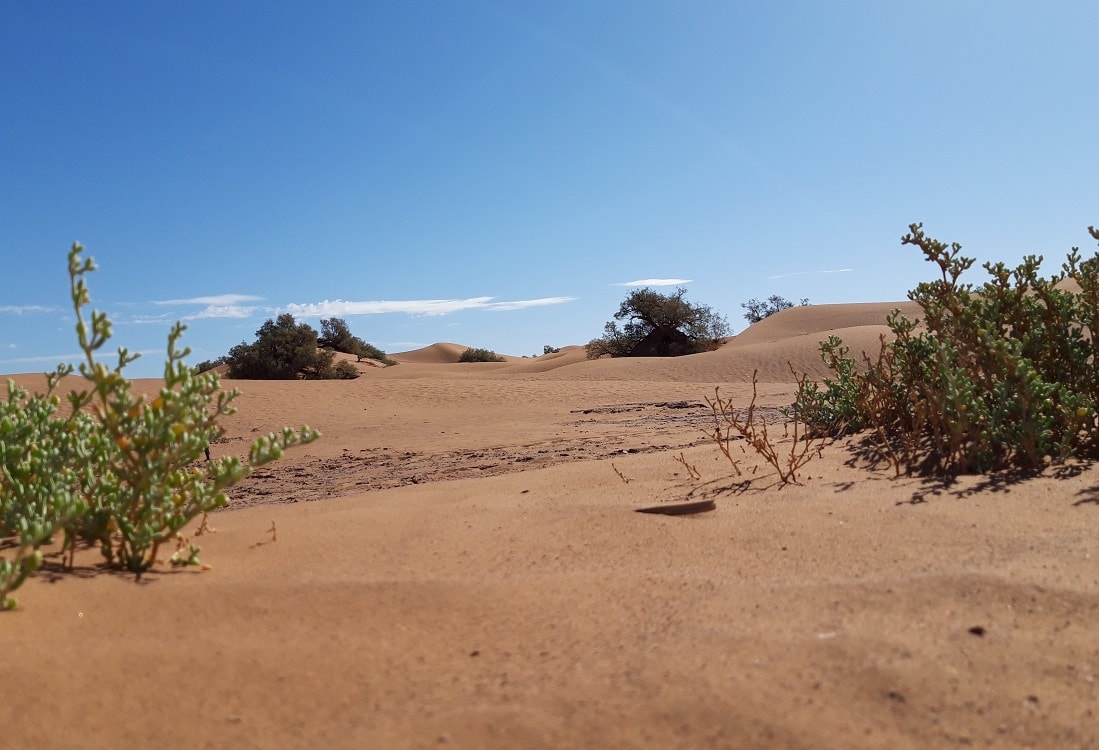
[0,347,167,367]
[0,304,58,315]
[482,296,576,312]
[155,294,264,306]
[0,352,83,365]
[611,278,691,287]
[153,293,265,320]
[765,268,853,280]
[283,296,575,318]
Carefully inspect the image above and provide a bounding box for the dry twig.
[706,367,825,486]
[673,451,702,480]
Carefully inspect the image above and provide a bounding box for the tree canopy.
[586,287,730,358]
[226,314,338,379]
[318,317,393,365]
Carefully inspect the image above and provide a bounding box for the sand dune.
[729,301,922,346]
[391,342,527,365]
[391,342,474,364]
[4,300,1098,749]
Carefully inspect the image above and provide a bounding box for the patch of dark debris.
[224,402,718,510]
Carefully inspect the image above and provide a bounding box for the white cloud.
[119,313,176,325]
[185,305,260,320]
[0,304,58,315]
[282,296,575,318]
[611,278,691,287]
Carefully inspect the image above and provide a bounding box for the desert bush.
[226,314,336,379]
[742,295,809,324]
[0,375,94,607]
[587,287,730,358]
[459,347,505,363]
[543,345,561,355]
[793,223,1099,475]
[0,244,319,609]
[319,317,395,365]
[194,356,227,374]
[331,360,360,379]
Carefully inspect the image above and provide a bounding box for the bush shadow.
[900,462,1093,505]
[32,543,195,585]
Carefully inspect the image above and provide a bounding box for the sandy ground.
[3,302,1098,749]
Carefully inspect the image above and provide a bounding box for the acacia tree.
[586,287,730,358]
[742,295,809,324]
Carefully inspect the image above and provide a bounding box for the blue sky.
[2,1,1097,376]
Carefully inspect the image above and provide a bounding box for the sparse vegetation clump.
[225,316,391,379]
[791,223,1099,476]
[0,244,318,609]
[459,347,505,363]
[741,295,809,324]
[587,287,730,358]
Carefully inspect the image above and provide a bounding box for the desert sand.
[3,301,1098,749]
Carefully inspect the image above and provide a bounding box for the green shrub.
[0,244,319,609]
[793,223,1099,475]
[785,336,867,437]
[0,375,94,606]
[459,347,505,363]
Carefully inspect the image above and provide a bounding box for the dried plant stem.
[706,368,825,486]
[673,452,702,480]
